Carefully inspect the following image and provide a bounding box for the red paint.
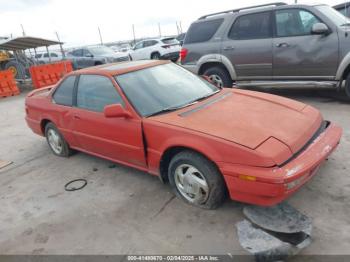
[25,61,342,206]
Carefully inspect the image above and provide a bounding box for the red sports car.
[25,60,342,209]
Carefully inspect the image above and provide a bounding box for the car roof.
[73,60,170,76]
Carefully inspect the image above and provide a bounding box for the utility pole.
[179,21,183,34]
[132,24,136,45]
[158,23,162,38]
[20,24,26,36]
[294,0,297,3]
[98,26,103,45]
[55,31,66,58]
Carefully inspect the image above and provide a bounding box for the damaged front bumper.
[219,122,342,206]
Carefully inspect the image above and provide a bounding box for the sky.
[0,0,345,48]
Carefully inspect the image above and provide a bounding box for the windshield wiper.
[187,89,221,104]
[146,90,220,117]
[146,102,198,117]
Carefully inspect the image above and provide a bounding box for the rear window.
[161,38,178,45]
[184,18,224,44]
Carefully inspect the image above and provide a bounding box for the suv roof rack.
[198,2,287,20]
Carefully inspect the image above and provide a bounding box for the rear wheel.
[151,52,161,60]
[45,122,72,157]
[168,150,226,209]
[203,66,233,88]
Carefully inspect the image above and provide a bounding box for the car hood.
[149,89,322,155]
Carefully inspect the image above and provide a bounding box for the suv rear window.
[161,38,178,45]
[185,18,224,44]
[228,12,272,40]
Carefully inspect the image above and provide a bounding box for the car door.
[82,49,95,67]
[131,41,145,60]
[71,74,147,168]
[221,11,273,80]
[273,8,339,78]
[71,49,84,69]
[143,40,159,59]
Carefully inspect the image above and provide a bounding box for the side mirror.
[311,23,329,35]
[104,104,132,118]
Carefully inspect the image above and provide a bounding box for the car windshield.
[315,5,350,26]
[115,63,220,117]
[88,46,115,56]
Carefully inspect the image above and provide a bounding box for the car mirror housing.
[104,104,132,118]
[311,23,329,35]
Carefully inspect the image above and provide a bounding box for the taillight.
[179,48,188,62]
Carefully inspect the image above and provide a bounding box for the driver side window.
[134,42,144,50]
[76,75,125,112]
[275,9,321,37]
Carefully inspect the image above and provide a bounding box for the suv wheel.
[203,66,233,88]
[151,52,161,60]
[345,74,350,99]
[168,150,226,209]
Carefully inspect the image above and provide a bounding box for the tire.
[168,150,226,209]
[45,122,73,157]
[4,60,26,79]
[345,74,350,100]
[151,52,161,60]
[203,66,233,88]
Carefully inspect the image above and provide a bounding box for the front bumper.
[219,122,342,206]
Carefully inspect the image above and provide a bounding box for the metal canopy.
[0,36,62,51]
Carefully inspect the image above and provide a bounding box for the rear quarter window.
[184,18,224,44]
[53,76,76,106]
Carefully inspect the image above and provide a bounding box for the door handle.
[223,46,235,50]
[276,42,290,48]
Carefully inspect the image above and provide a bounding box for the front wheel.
[168,150,227,209]
[203,66,233,88]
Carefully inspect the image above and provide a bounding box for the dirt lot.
[0,88,349,256]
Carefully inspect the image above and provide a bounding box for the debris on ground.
[0,160,13,169]
[108,164,116,169]
[64,179,88,191]
[236,203,312,262]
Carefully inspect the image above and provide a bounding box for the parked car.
[67,45,129,70]
[176,33,186,46]
[334,2,350,17]
[180,2,350,98]
[34,52,62,64]
[129,37,180,62]
[25,60,342,209]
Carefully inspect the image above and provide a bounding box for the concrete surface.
[0,88,349,256]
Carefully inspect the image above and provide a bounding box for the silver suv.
[180,2,350,98]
